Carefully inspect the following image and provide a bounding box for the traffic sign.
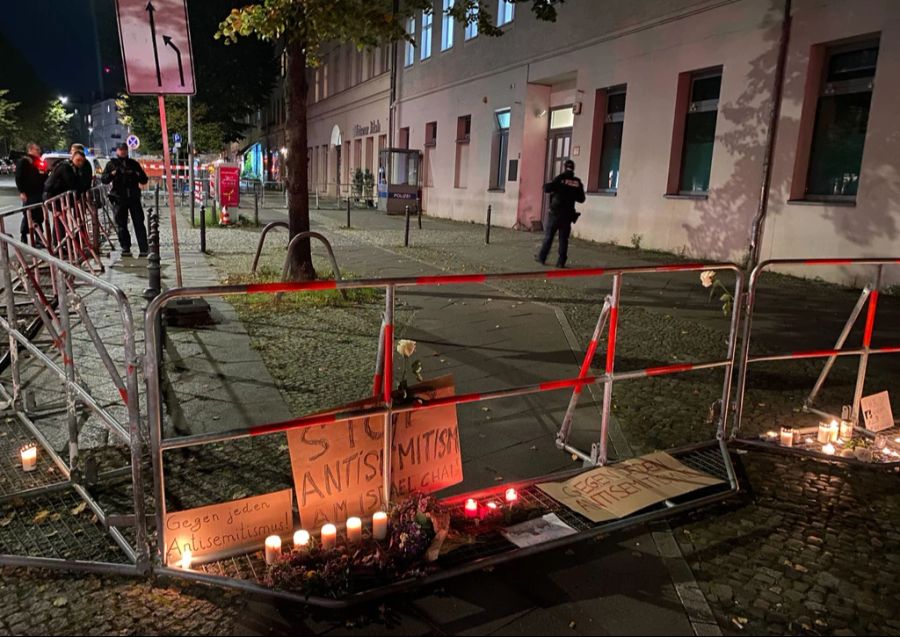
[126,134,141,150]
[173,132,182,144]
[114,0,195,95]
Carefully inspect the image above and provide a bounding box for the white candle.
[372,511,388,541]
[20,445,37,472]
[265,535,282,565]
[505,488,518,504]
[822,443,836,456]
[839,420,854,440]
[180,547,192,570]
[817,421,838,444]
[321,523,337,550]
[779,427,794,447]
[293,529,310,550]
[346,517,362,544]
[464,498,478,519]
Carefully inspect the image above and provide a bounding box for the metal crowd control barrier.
[733,258,900,450]
[144,262,742,606]
[0,197,148,575]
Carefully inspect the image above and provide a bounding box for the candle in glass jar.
[264,535,282,565]
[779,427,794,447]
[293,529,310,550]
[839,420,854,440]
[20,445,37,472]
[321,523,337,550]
[346,517,362,544]
[505,488,518,503]
[372,511,388,541]
[817,421,838,444]
[464,498,478,519]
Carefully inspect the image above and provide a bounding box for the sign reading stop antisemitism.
[115,0,196,95]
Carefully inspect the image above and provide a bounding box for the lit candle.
[486,501,499,513]
[372,511,388,541]
[180,547,192,569]
[839,420,854,440]
[293,529,310,550]
[20,445,37,472]
[765,430,778,440]
[779,427,794,447]
[264,535,282,565]
[817,421,838,444]
[346,517,362,544]
[505,488,518,504]
[822,443,836,456]
[321,523,337,550]
[464,498,478,519]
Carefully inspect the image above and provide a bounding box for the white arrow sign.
[115,0,195,95]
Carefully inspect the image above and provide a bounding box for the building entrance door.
[542,126,572,228]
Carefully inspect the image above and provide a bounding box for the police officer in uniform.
[14,142,47,243]
[101,142,149,257]
[536,159,585,268]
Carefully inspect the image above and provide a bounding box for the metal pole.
[485,204,492,244]
[346,196,351,229]
[157,96,183,287]
[254,182,260,227]
[417,201,422,230]
[382,285,395,508]
[144,185,161,299]
[0,220,21,400]
[200,182,208,254]
[596,274,622,465]
[55,267,79,471]
[851,266,883,424]
[404,205,410,247]
[188,95,195,228]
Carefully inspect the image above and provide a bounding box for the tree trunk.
[285,38,315,281]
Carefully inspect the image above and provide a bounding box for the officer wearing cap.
[101,142,149,257]
[537,158,585,268]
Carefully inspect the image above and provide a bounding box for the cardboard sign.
[163,489,293,566]
[287,376,462,527]
[537,452,723,523]
[115,0,196,95]
[862,391,895,432]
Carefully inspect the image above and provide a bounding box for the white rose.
[396,339,417,358]
[700,270,716,288]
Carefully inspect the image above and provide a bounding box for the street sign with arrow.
[114,0,195,95]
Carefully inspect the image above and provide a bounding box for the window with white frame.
[497,0,514,26]
[441,0,455,51]
[465,5,479,40]
[405,17,416,67]
[421,11,433,60]
[490,109,511,189]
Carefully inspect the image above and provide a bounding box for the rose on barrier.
[699,270,734,316]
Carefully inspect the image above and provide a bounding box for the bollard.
[254,183,260,227]
[143,190,161,300]
[315,187,320,210]
[346,197,351,229]
[485,204,492,245]
[404,205,411,247]
[417,204,422,230]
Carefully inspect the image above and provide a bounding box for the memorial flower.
[699,271,734,316]
[395,339,423,400]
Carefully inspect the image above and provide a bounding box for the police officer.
[14,142,47,243]
[536,159,585,268]
[44,149,88,199]
[101,142,149,257]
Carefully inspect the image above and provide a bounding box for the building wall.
[90,98,128,157]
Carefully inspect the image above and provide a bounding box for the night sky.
[0,1,109,99]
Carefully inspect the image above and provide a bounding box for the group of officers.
[14,142,150,257]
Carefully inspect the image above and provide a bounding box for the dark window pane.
[598,121,623,190]
[691,75,721,102]
[607,92,626,114]
[680,110,717,193]
[806,91,872,196]
[827,47,878,83]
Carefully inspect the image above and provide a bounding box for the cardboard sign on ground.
[537,452,723,523]
[287,376,462,527]
[862,391,894,433]
[163,488,293,566]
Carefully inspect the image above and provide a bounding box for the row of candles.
[766,419,900,458]
[464,487,519,520]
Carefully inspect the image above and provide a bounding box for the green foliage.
[363,169,375,203]
[117,95,225,154]
[41,100,74,151]
[352,168,364,200]
[0,89,19,142]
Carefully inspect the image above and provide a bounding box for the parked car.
[0,158,13,175]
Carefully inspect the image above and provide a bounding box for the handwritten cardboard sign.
[537,452,723,523]
[163,488,293,566]
[862,391,894,433]
[287,376,462,527]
